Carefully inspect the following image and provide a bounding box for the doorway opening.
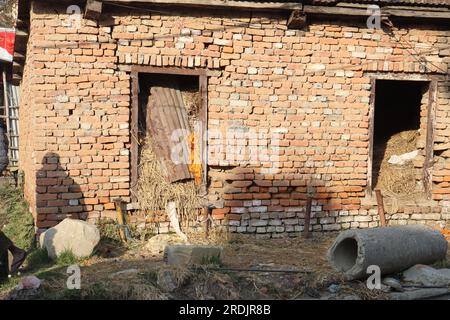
[371,79,430,197]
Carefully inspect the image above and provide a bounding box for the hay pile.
[137,139,203,227]
[373,130,419,195]
[182,91,201,128]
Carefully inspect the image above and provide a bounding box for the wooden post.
[202,207,210,238]
[375,189,387,227]
[304,196,312,238]
[2,70,11,167]
[114,199,127,243]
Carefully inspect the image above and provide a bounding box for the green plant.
[200,254,223,267]
[56,249,79,266]
[25,248,52,271]
[0,185,35,251]
[97,218,121,242]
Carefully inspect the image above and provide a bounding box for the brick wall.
[20,2,450,235]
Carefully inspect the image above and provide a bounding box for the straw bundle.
[137,139,203,227]
[374,130,419,195]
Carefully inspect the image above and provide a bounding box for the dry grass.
[137,139,203,228]
[182,91,201,129]
[374,130,419,196]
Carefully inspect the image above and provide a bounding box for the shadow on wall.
[35,152,85,229]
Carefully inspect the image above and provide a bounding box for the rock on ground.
[17,276,41,290]
[164,245,223,266]
[402,264,450,287]
[39,218,100,259]
[156,268,189,293]
[145,234,186,256]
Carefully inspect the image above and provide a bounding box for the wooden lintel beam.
[106,0,302,10]
[85,0,103,20]
[303,5,450,20]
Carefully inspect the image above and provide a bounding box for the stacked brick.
[19,2,450,236]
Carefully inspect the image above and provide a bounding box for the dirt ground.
[1,232,419,300]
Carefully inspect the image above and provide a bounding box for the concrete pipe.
[328,225,448,280]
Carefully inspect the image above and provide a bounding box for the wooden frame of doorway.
[130,66,209,202]
[367,75,438,199]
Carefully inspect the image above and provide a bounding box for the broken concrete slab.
[403,264,450,287]
[164,245,223,266]
[328,225,448,280]
[39,218,100,259]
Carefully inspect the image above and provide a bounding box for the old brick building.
[13,0,450,236]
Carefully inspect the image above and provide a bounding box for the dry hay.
[374,130,419,196]
[137,138,203,229]
[182,91,201,130]
[186,223,231,246]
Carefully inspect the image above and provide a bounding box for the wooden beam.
[384,8,450,19]
[287,9,307,29]
[85,0,103,20]
[106,0,302,10]
[424,81,437,199]
[303,5,450,20]
[131,65,207,76]
[130,71,139,202]
[367,78,376,197]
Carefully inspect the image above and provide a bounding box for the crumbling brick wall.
[20,1,450,235]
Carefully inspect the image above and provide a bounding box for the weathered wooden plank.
[424,81,437,199]
[130,72,139,200]
[131,65,206,76]
[109,0,302,10]
[304,5,450,20]
[85,0,103,20]
[199,74,208,195]
[367,78,376,197]
[384,8,450,19]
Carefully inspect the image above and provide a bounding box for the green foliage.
[0,185,35,251]
[56,249,79,266]
[25,248,52,271]
[97,218,121,242]
[200,254,223,267]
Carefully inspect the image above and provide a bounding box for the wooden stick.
[304,196,312,238]
[202,207,210,238]
[114,199,127,243]
[375,189,387,227]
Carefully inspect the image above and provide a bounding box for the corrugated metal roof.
[310,0,450,7]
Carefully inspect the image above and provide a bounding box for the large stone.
[39,218,100,259]
[402,264,450,287]
[145,234,186,256]
[164,245,223,266]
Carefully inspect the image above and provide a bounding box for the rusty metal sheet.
[146,79,193,183]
